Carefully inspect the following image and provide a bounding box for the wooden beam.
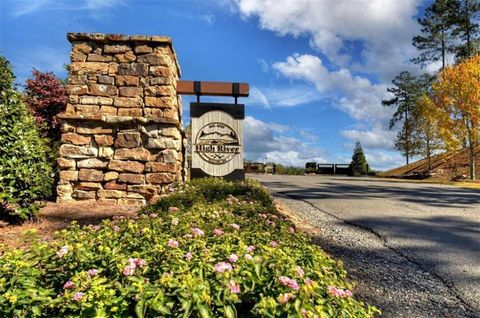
[177,81,249,97]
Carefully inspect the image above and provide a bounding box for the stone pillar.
[56,33,184,205]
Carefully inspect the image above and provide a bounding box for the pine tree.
[382,71,424,164]
[350,141,368,175]
[412,0,459,69]
[451,0,480,61]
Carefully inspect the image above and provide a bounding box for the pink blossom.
[228,254,239,263]
[244,254,253,261]
[63,281,75,289]
[87,269,99,278]
[229,280,241,294]
[171,218,179,226]
[112,226,120,232]
[266,221,276,227]
[213,262,233,273]
[258,213,267,219]
[301,309,310,317]
[192,227,205,236]
[149,213,158,218]
[231,223,240,230]
[246,245,255,253]
[56,246,69,258]
[304,278,314,286]
[213,228,224,236]
[128,258,146,267]
[295,266,304,278]
[270,214,278,219]
[327,286,353,298]
[168,206,179,212]
[167,239,179,248]
[289,227,295,234]
[279,276,299,290]
[123,264,136,276]
[185,252,193,261]
[279,293,295,304]
[72,292,83,301]
[270,241,278,247]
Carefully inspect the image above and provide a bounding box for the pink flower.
[72,292,83,301]
[123,264,136,276]
[192,227,205,236]
[168,206,179,212]
[295,266,304,278]
[270,241,278,247]
[231,223,240,230]
[87,269,99,278]
[213,262,233,273]
[304,278,314,286]
[244,254,253,261]
[128,258,146,267]
[289,227,295,234]
[185,252,193,261]
[149,213,158,218]
[279,293,295,304]
[213,228,224,236]
[279,276,299,290]
[258,213,267,219]
[229,280,241,294]
[270,214,278,219]
[228,254,239,263]
[246,245,255,253]
[63,281,75,289]
[167,239,179,248]
[56,246,69,258]
[327,286,353,298]
[112,226,120,232]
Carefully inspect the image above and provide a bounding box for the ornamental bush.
[0,178,379,317]
[0,55,54,222]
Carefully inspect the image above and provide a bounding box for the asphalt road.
[251,174,480,315]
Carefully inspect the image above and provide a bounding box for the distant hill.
[379,148,480,182]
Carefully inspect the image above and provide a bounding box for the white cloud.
[365,151,405,171]
[250,84,324,108]
[235,0,422,79]
[257,58,269,73]
[342,124,396,150]
[9,0,124,18]
[200,14,216,26]
[273,54,393,121]
[244,116,326,166]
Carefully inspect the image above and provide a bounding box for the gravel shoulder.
[273,192,478,318]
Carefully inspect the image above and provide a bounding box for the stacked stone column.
[57,33,185,205]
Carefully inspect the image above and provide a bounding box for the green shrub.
[0,55,54,222]
[0,178,379,317]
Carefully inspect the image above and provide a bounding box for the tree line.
[383,0,480,180]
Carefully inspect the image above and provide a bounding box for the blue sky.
[0,0,434,170]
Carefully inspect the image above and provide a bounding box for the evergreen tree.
[382,71,424,164]
[0,55,54,221]
[451,0,480,61]
[412,0,459,69]
[350,141,368,175]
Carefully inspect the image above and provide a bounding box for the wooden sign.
[177,81,249,97]
[190,102,245,180]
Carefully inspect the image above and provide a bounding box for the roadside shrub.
[0,56,54,222]
[0,178,379,317]
[25,69,67,141]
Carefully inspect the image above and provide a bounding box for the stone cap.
[67,32,181,76]
[57,113,180,126]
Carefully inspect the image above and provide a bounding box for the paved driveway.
[251,174,480,314]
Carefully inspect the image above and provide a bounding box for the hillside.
[379,147,480,182]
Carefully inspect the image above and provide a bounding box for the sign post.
[177,81,249,181]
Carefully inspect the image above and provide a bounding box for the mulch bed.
[0,201,138,250]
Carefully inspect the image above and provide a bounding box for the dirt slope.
[379,147,480,182]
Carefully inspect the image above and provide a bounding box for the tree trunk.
[441,27,446,68]
[427,138,432,171]
[469,144,475,181]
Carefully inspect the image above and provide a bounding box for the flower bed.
[0,178,379,317]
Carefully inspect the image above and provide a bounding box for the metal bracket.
[194,81,201,103]
[232,82,239,104]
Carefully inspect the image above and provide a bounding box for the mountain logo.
[194,122,241,164]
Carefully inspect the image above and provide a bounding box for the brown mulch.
[0,201,138,250]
